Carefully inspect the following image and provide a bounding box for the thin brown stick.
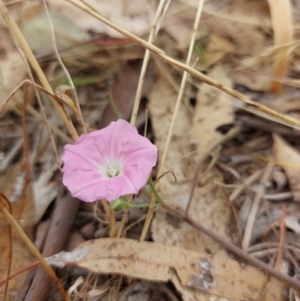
[242,162,273,250]
[185,126,241,218]
[0,198,12,301]
[0,261,39,288]
[275,206,287,269]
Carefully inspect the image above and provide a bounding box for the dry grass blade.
[242,163,274,250]
[157,0,204,178]
[113,0,170,240]
[141,0,205,242]
[0,80,72,143]
[0,198,12,301]
[42,0,86,133]
[67,0,300,129]
[129,0,170,126]
[268,0,293,92]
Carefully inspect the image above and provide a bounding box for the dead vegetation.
[1,0,300,300]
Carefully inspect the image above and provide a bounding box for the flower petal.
[62,119,158,202]
[62,134,107,173]
[85,119,138,159]
[62,169,107,202]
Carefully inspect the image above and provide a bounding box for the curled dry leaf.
[272,134,300,201]
[47,238,273,301]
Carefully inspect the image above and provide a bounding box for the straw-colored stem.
[117,195,132,238]
[268,0,293,93]
[129,0,169,239]
[130,0,169,125]
[102,200,117,237]
[140,0,205,241]
[242,162,274,250]
[67,0,300,129]
[157,0,204,178]
[42,0,86,133]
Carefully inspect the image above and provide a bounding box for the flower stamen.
[108,167,119,177]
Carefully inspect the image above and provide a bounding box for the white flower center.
[109,167,118,177]
[99,158,123,178]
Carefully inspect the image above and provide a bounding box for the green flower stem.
[147,178,165,206]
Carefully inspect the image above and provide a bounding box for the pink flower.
[62,119,158,202]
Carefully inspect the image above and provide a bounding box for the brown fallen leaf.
[149,76,238,257]
[197,34,235,71]
[47,238,271,301]
[201,0,273,92]
[189,66,234,157]
[162,1,196,51]
[260,276,287,301]
[272,134,300,201]
[0,163,34,299]
[48,0,154,38]
[0,29,27,108]
[148,77,239,300]
[202,1,268,58]
[20,2,91,56]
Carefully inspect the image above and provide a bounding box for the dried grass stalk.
[268,0,293,93]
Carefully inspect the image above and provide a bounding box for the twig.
[117,195,132,238]
[242,162,273,249]
[185,126,241,218]
[21,182,79,301]
[275,206,287,269]
[229,169,263,202]
[0,198,12,301]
